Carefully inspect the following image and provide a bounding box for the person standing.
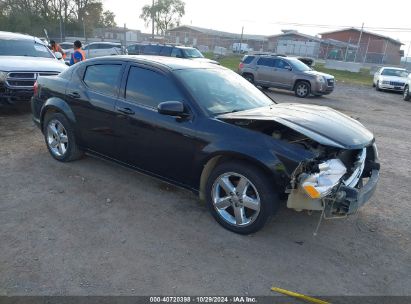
[70,40,86,65]
[50,40,66,59]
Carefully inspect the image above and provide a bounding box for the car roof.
[88,42,121,45]
[86,55,223,71]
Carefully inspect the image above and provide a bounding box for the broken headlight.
[300,159,347,199]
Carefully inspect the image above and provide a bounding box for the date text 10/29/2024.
[150,297,257,303]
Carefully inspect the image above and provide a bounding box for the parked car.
[403,73,411,101]
[238,54,334,97]
[126,43,219,64]
[32,56,379,234]
[373,67,409,91]
[83,42,127,59]
[0,31,67,105]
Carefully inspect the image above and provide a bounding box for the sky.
[104,0,411,54]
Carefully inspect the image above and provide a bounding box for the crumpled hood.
[303,70,334,79]
[217,103,374,149]
[0,56,67,72]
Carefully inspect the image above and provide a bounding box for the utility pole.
[354,22,364,63]
[124,23,127,46]
[239,26,244,53]
[59,16,63,42]
[151,0,155,40]
[404,42,411,67]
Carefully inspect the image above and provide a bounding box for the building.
[166,25,267,51]
[267,30,357,60]
[321,28,404,65]
[93,27,141,45]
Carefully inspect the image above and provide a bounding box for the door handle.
[68,91,80,99]
[116,106,135,115]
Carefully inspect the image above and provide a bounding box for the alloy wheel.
[211,172,261,227]
[404,87,409,100]
[46,119,68,157]
[296,83,308,97]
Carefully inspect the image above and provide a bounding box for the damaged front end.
[217,104,380,218]
[288,143,380,218]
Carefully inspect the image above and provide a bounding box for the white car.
[373,67,409,92]
[403,73,411,101]
[0,31,67,105]
[83,42,127,59]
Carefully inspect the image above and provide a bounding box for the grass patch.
[204,53,373,86]
[314,63,373,86]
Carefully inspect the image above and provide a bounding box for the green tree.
[140,0,185,35]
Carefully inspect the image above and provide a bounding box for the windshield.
[182,48,204,58]
[381,69,408,77]
[176,68,273,115]
[0,39,54,58]
[289,58,312,71]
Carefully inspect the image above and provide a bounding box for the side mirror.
[158,101,187,117]
[286,66,292,71]
[54,52,63,60]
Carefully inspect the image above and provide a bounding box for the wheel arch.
[40,97,76,132]
[292,79,312,90]
[198,152,280,203]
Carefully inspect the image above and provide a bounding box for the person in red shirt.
[50,40,66,59]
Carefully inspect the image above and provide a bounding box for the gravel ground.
[0,83,410,298]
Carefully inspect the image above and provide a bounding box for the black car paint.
[32,56,372,196]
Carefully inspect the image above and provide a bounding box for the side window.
[257,57,274,67]
[242,56,255,64]
[143,45,161,55]
[171,48,183,58]
[125,66,183,108]
[160,46,172,56]
[275,59,291,70]
[83,64,122,96]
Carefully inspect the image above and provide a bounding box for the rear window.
[242,56,255,64]
[83,64,122,96]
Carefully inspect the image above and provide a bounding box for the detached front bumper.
[323,168,379,217]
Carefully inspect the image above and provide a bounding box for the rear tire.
[404,85,410,101]
[243,73,254,84]
[294,81,310,98]
[205,161,279,234]
[43,112,83,162]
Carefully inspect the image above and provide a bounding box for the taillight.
[33,81,38,96]
[239,62,244,69]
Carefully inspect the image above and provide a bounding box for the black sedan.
[31,56,380,234]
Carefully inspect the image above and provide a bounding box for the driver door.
[113,65,199,186]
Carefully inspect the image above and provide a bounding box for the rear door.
[113,64,198,186]
[255,57,275,85]
[66,61,125,157]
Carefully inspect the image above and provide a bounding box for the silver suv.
[238,55,335,98]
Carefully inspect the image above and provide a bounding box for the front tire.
[43,112,83,162]
[404,85,410,101]
[376,81,381,91]
[205,161,279,234]
[294,81,310,98]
